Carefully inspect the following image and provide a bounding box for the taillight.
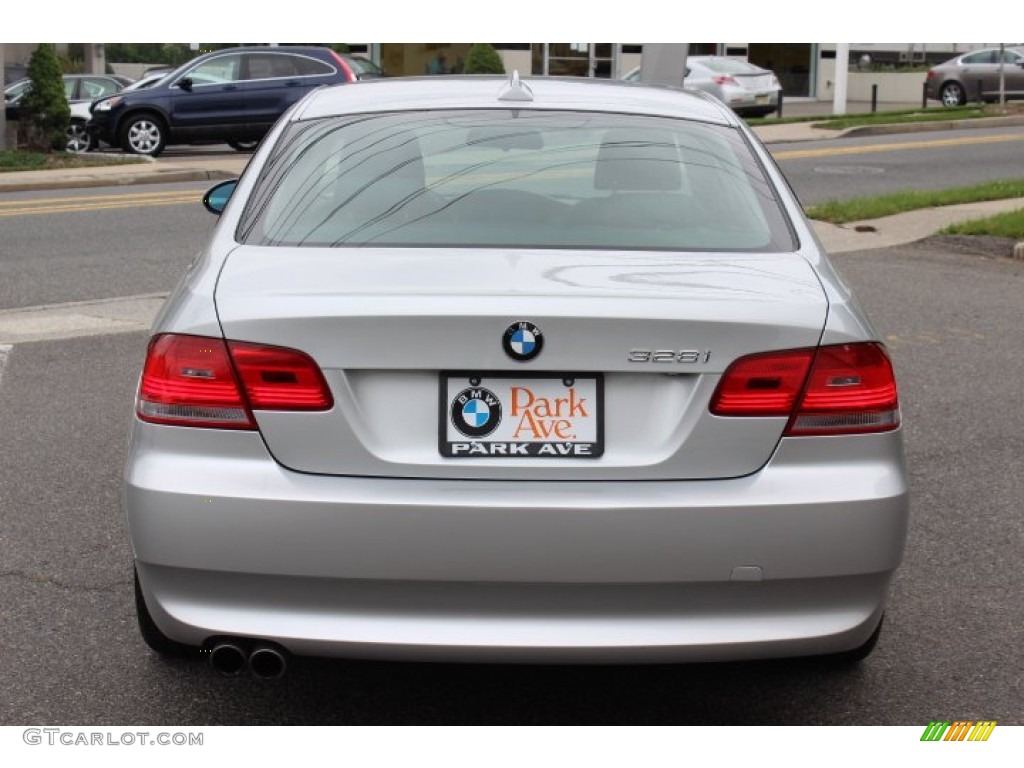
[137,334,333,430]
[709,349,814,417]
[712,75,739,86]
[227,341,334,410]
[329,49,355,81]
[786,343,899,436]
[710,343,900,436]
[926,69,936,80]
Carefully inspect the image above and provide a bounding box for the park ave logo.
[508,385,588,440]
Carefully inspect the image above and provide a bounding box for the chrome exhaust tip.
[209,643,247,677]
[248,646,287,680]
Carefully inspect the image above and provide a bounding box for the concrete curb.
[0,168,237,194]
[836,114,1024,139]
[753,114,1024,145]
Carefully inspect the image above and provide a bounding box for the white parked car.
[624,56,782,116]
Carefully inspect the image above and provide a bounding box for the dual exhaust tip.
[209,641,287,680]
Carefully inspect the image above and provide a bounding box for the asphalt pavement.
[0,239,1021,724]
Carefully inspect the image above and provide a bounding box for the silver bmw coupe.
[125,74,908,678]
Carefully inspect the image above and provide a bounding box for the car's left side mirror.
[176,76,194,91]
[203,179,238,215]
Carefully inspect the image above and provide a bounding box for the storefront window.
[531,44,614,78]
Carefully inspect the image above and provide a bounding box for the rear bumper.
[126,423,909,662]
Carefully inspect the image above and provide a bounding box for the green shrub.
[19,44,70,152]
[464,43,505,75]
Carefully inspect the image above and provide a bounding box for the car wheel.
[940,81,966,107]
[65,121,92,153]
[228,140,259,152]
[120,113,167,157]
[134,566,195,658]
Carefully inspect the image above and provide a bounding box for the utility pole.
[833,43,850,115]
[0,43,6,151]
[638,44,689,87]
[998,43,1006,105]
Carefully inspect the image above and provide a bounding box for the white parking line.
[0,344,10,389]
[0,294,167,346]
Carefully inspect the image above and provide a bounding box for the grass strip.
[941,208,1024,239]
[0,150,146,173]
[746,105,982,127]
[805,179,1024,224]
[811,109,987,130]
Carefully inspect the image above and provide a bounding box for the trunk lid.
[214,246,827,480]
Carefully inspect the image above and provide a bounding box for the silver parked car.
[624,56,782,116]
[925,47,1024,106]
[126,74,908,677]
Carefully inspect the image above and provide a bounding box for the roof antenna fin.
[497,70,534,102]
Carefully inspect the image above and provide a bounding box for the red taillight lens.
[138,334,254,429]
[712,75,739,86]
[137,334,333,429]
[710,343,900,436]
[329,49,355,81]
[709,349,814,417]
[926,69,935,80]
[227,341,334,410]
[786,343,899,436]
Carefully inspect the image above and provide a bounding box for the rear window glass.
[239,109,795,252]
[699,58,763,74]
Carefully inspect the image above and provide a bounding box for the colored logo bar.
[920,721,997,741]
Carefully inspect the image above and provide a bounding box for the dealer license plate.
[440,373,603,458]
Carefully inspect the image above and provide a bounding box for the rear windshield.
[239,109,795,252]
[699,58,764,75]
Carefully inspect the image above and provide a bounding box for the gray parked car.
[5,73,128,152]
[126,74,907,678]
[925,47,1024,106]
[624,56,782,116]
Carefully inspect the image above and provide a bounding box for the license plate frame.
[439,372,604,459]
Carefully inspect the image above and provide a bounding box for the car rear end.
[691,57,782,116]
[125,78,908,665]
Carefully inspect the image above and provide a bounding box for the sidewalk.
[0,155,245,193]
[812,197,1024,254]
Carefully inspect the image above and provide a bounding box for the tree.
[464,44,505,75]
[19,44,70,151]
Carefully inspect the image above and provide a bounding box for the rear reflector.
[710,342,900,436]
[137,334,333,429]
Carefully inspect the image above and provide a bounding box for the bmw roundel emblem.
[451,387,502,438]
[502,321,543,362]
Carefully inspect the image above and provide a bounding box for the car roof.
[295,75,738,125]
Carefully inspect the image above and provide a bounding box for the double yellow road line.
[0,187,206,218]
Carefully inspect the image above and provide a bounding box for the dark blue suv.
[87,46,355,156]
